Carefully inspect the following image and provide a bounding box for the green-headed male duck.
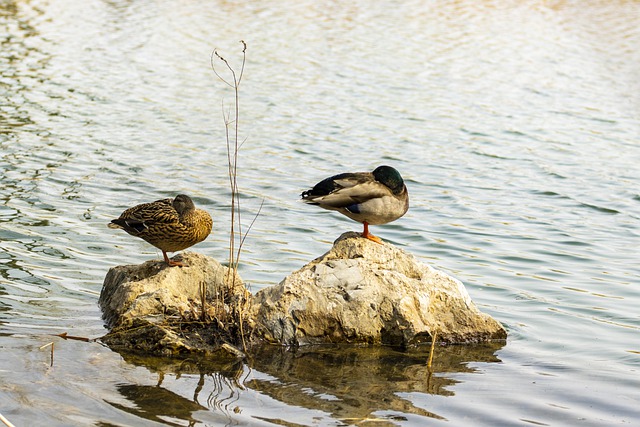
[301,165,409,243]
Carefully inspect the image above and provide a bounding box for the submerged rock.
[253,232,506,347]
[98,236,506,356]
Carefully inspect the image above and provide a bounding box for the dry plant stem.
[212,41,256,351]
[212,41,246,280]
[235,199,263,351]
[0,412,16,427]
[200,281,206,322]
[55,332,91,342]
[39,341,55,367]
[427,330,438,369]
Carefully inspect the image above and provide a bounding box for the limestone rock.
[98,239,506,356]
[253,232,506,347]
[99,252,249,356]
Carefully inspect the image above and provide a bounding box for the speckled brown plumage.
[108,194,213,266]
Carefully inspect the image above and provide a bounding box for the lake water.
[1,0,639,425]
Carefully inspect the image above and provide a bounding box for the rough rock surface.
[253,232,506,346]
[98,237,506,355]
[99,252,249,355]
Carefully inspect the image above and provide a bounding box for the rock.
[253,232,506,347]
[99,252,251,356]
[98,238,506,356]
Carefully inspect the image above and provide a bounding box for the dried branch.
[0,412,16,427]
[210,41,258,352]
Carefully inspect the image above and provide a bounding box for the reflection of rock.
[106,341,505,427]
[107,384,206,425]
[254,232,506,347]
[249,345,444,422]
[99,252,250,356]
[245,342,505,424]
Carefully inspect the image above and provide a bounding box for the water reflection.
[107,384,208,427]
[111,343,504,425]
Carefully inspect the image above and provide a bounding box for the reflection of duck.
[108,194,212,267]
[301,165,409,243]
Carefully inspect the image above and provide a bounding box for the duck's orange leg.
[362,222,382,244]
[163,251,184,267]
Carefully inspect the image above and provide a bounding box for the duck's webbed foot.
[163,251,185,267]
[362,222,383,244]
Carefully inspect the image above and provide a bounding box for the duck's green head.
[373,165,405,194]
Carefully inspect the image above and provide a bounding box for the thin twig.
[0,412,16,427]
[54,332,91,342]
[200,281,207,322]
[235,199,264,269]
[211,50,233,88]
[213,40,247,279]
[427,330,438,369]
[40,341,55,367]
[211,41,257,352]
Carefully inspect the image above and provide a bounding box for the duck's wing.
[110,198,178,234]
[303,173,389,208]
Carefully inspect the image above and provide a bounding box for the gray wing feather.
[311,181,389,208]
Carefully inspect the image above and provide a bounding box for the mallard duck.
[108,194,213,267]
[301,165,409,243]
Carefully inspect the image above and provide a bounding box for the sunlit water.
[1,0,639,425]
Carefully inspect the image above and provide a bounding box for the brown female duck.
[108,194,212,267]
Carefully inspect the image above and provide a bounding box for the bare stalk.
[0,412,16,427]
[200,281,207,322]
[211,41,259,351]
[427,330,438,369]
[211,41,246,280]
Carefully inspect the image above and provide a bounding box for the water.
[1,0,639,425]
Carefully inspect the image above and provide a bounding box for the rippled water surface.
[2,0,639,425]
